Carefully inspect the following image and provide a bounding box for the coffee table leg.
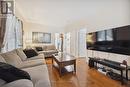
[121,70,124,85]
[74,61,76,73]
[126,69,128,80]
[59,65,62,77]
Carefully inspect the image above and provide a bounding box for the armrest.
[2,79,33,87]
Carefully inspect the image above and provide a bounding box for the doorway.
[64,32,71,53]
[78,29,87,58]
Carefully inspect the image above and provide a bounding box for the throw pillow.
[16,48,27,61]
[0,55,6,63]
[0,62,31,83]
[35,47,43,51]
[23,49,38,58]
[1,50,22,67]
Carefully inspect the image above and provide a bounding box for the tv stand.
[88,57,127,85]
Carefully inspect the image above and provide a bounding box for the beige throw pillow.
[0,55,6,63]
[16,48,27,61]
[1,50,22,67]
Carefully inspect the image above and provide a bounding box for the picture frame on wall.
[32,32,51,43]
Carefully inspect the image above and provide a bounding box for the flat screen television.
[86,25,130,55]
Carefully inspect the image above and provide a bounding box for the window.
[32,32,51,43]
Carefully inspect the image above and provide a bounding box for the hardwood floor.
[46,58,130,87]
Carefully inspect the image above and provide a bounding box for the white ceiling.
[15,0,130,28]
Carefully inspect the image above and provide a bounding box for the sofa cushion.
[18,59,44,69]
[1,79,33,87]
[38,50,58,57]
[46,45,56,50]
[16,48,27,61]
[42,45,47,51]
[0,55,6,63]
[1,50,22,67]
[43,50,58,53]
[23,65,51,87]
[0,79,6,86]
[35,47,43,51]
[0,62,31,83]
[23,49,38,58]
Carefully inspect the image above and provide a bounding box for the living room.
[0,0,130,87]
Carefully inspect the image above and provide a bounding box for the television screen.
[87,25,130,55]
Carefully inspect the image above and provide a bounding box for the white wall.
[15,10,64,48]
[15,8,65,48]
[64,0,130,57]
[64,0,130,33]
[15,1,65,48]
[23,22,64,48]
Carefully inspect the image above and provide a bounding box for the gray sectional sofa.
[0,48,51,87]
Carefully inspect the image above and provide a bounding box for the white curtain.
[2,14,23,52]
[15,19,23,48]
[0,17,6,51]
[3,14,15,44]
[7,16,17,51]
[2,14,15,52]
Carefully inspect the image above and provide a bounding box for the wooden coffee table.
[52,52,76,76]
